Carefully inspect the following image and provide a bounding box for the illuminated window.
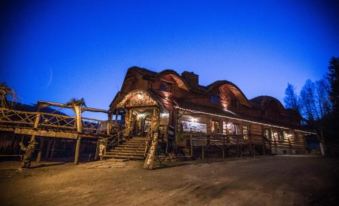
[278,131,284,142]
[222,121,227,134]
[283,131,293,141]
[211,120,220,133]
[242,125,249,140]
[225,122,234,134]
[272,130,279,141]
[225,122,241,135]
[264,129,271,140]
[181,118,207,133]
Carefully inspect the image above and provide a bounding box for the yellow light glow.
[160,112,169,117]
[137,113,146,119]
[137,93,143,100]
[190,117,198,122]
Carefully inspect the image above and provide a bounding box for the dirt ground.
[0,156,338,206]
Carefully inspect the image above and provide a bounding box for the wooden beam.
[82,107,108,113]
[14,128,78,139]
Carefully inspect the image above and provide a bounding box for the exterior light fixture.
[137,93,143,100]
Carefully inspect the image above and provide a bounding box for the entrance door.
[130,108,153,137]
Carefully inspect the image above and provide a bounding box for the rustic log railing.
[182,133,271,159]
[0,105,116,165]
[0,107,108,136]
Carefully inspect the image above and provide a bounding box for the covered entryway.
[129,107,154,137]
[116,90,162,138]
[104,90,164,162]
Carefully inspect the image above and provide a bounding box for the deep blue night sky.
[1,0,338,118]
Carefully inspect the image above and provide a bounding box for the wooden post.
[262,133,266,155]
[222,135,225,159]
[190,134,193,157]
[36,137,44,163]
[94,139,100,160]
[21,112,41,167]
[50,139,56,160]
[45,139,52,159]
[201,145,205,160]
[107,112,112,136]
[73,104,82,164]
[115,110,120,145]
[237,135,240,157]
[74,137,81,164]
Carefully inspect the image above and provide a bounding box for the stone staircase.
[103,136,146,160]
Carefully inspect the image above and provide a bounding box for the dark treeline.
[284,57,339,156]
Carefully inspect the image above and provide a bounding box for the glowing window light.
[160,112,169,117]
[190,117,198,122]
[283,131,293,141]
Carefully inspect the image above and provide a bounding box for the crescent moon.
[45,67,53,88]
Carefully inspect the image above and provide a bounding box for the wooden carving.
[117,90,157,108]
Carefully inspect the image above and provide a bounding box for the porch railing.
[0,107,108,136]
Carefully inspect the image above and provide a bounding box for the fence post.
[74,105,82,164]
[201,145,205,160]
[36,137,44,163]
[190,134,193,157]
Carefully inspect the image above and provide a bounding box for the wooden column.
[143,108,160,169]
[116,110,120,144]
[222,135,225,159]
[74,138,81,164]
[107,112,112,136]
[36,137,44,163]
[94,140,100,161]
[201,145,205,160]
[23,112,40,166]
[31,112,41,142]
[237,136,240,157]
[45,139,52,159]
[262,130,266,156]
[74,104,82,165]
[50,139,56,160]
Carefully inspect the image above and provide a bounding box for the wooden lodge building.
[109,67,313,162]
[0,67,316,167]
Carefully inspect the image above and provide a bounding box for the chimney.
[182,71,199,87]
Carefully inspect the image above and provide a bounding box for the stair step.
[103,137,147,161]
[106,152,145,156]
[108,149,145,152]
[119,144,146,147]
[114,147,145,150]
[118,144,146,147]
[103,154,144,160]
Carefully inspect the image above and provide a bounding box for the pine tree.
[299,79,318,121]
[284,83,300,113]
[328,57,339,118]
